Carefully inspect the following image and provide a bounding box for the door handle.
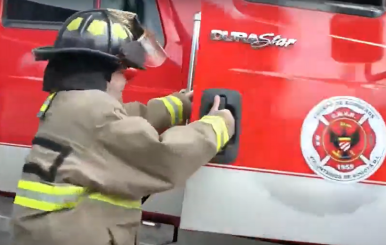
[199,88,242,164]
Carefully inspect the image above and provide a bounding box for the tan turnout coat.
[11,89,232,245]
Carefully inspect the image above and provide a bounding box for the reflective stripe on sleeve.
[156,95,183,125]
[199,115,230,151]
[14,180,141,211]
[37,92,57,118]
[89,193,141,209]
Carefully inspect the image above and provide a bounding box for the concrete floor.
[0,196,277,245]
[0,227,277,245]
[0,195,12,245]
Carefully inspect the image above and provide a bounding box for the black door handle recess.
[199,88,242,164]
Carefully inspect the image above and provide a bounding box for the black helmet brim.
[33,46,145,70]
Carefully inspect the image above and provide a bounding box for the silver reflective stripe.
[217,117,229,149]
[220,130,225,148]
[213,117,226,149]
[37,107,48,118]
[164,96,180,124]
[16,189,81,203]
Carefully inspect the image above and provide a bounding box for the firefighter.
[11,9,235,245]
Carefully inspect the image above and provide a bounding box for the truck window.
[4,0,94,23]
[244,0,384,17]
[2,0,164,46]
[100,0,165,46]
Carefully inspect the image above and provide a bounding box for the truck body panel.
[180,1,386,244]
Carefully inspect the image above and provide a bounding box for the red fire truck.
[1,0,386,245]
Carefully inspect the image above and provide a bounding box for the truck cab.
[1,0,386,245]
[179,1,386,245]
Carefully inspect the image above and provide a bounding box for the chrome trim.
[186,12,201,92]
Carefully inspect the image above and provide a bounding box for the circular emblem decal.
[301,96,386,183]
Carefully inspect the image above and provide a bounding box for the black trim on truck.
[244,0,385,18]
[2,0,98,30]
[199,89,242,164]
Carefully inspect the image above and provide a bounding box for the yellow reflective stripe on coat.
[89,193,141,209]
[199,116,229,151]
[37,92,57,118]
[14,180,141,211]
[156,95,183,125]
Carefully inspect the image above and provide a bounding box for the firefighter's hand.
[179,89,193,101]
[208,95,235,137]
[185,91,193,101]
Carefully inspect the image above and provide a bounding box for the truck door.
[180,1,386,245]
[0,0,184,195]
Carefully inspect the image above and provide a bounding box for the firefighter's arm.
[123,91,191,131]
[96,109,233,200]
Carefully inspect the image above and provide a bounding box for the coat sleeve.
[95,108,231,199]
[123,92,191,131]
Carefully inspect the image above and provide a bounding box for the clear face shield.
[136,31,167,68]
[106,9,167,69]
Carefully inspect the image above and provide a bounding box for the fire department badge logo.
[301,96,386,183]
